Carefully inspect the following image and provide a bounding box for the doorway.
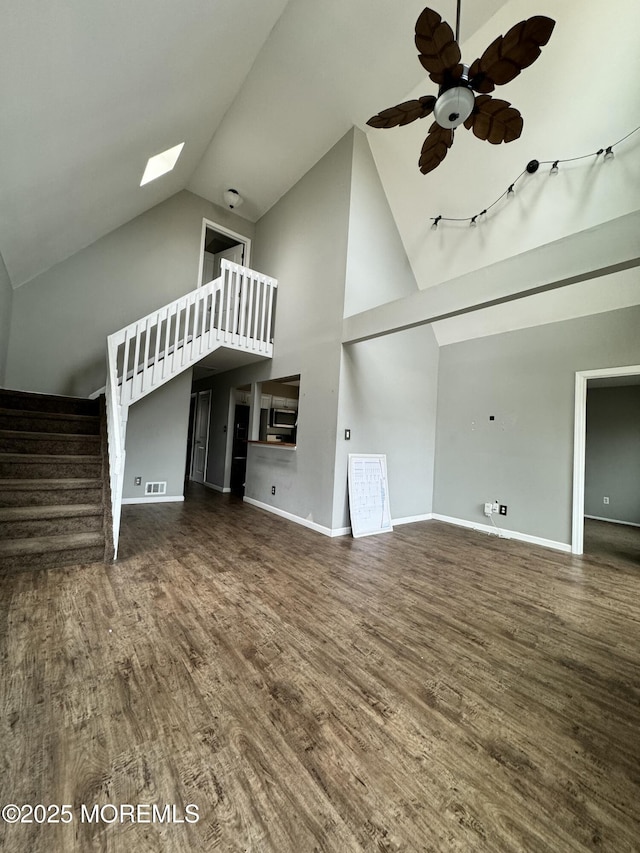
[198,219,251,287]
[230,404,250,496]
[189,390,211,484]
[572,365,640,554]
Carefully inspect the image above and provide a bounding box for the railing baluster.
[260,276,268,348]
[199,291,207,355]
[121,329,133,406]
[253,278,260,341]
[246,274,255,349]
[171,300,182,373]
[182,298,191,366]
[152,308,163,387]
[224,267,233,342]
[217,278,224,341]
[211,280,217,343]
[162,306,172,382]
[204,289,211,348]
[141,317,152,394]
[131,322,142,399]
[192,296,200,359]
[238,270,248,342]
[233,268,241,342]
[266,281,274,352]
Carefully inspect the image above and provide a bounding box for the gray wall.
[334,325,439,529]
[585,386,640,524]
[343,129,418,317]
[122,370,193,500]
[0,252,12,385]
[434,305,640,545]
[333,129,436,529]
[5,190,253,397]
[195,130,353,529]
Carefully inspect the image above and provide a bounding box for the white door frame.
[197,218,251,287]
[572,364,640,554]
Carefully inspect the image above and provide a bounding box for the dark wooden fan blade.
[419,121,454,174]
[415,7,462,85]
[367,95,436,129]
[464,95,523,144]
[469,16,555,93]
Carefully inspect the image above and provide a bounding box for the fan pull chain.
[430,125,639,228]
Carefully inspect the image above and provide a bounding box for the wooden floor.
[1,487,639,853]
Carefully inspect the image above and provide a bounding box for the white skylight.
[140,142,185,186]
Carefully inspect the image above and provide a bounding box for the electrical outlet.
[484,502,493,516]
[492,501,499,514]
[499,504,507,516]
[344,429,351,440]
[603,496,609,505]
[271,486,276,495]
[135,476,142,486]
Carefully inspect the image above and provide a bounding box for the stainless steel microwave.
[270,408,297,428]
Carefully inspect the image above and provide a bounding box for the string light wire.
[430,125,639,228]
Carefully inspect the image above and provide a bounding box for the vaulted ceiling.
[0,0,509,289]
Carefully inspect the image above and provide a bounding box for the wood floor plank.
[0,486,639,852]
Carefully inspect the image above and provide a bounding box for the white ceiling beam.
[342,210,640,345]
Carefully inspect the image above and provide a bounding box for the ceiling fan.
[367,3,555,174]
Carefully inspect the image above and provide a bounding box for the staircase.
[0,261,276,569]
[0,389,112,571]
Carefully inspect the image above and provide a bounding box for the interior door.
[213,243,244,278]
[202,251,215,285]
[191,390,211,483]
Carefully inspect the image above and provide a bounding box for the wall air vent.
[145,481,167,496]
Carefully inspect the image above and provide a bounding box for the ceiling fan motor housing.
[434,66,474,129]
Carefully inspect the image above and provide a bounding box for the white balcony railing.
[104,260,277,556]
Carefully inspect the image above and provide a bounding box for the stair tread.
[0,478,102,490]
[0,407,99,421]
[0,452,101,462]
[0,532,104,556]
[0,389,97,404]
[0,504,102,521]
[0,429,100,441]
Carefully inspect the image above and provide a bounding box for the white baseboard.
[201,481,231,494]
[243,497,350,537]
[122,495,185,505]
[392,513,433,526]
[89,385,106,399]
[431,513,571,553]
[242,502,434,537]
[585,515,640,528]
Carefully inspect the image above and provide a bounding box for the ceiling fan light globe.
[434,86,475,129]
